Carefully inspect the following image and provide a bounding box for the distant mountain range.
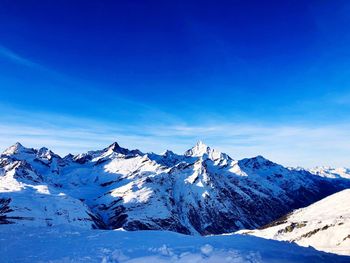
[1,141,349,236]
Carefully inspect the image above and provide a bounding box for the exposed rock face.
[1,141,349,234]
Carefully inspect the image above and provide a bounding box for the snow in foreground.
[0,227,349,263]
[237,189,350,256]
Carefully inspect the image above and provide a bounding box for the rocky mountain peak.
[184,141,231,162]
[185,141,210,157]
[3,142,29,156]
[107,142,122,151]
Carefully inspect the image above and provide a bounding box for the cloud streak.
[0,45,348,168]
[0,110,349,168]
[0,45,45,70]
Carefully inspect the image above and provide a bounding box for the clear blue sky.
[1,0,350,167]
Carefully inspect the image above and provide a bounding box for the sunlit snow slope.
[238,189,350,256]
[308,167,350,179]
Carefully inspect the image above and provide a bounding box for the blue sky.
[1,0,350,167]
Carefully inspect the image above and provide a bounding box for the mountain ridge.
[1,141,349,235]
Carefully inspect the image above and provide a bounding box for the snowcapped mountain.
[0,147,103,228]
[308,166,350,179]
[237,189,350,256]
[1,141,349,235]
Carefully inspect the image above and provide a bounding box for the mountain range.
[1,141,349,237]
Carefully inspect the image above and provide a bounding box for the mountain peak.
[3,142,27,155]
[253,155,269,162]
[102,141,135,156]
[184,141,231,161]
[238,155,278,172]
[107,142,122,152]
[162,150,175,156]
[38,147,49,154]
[184,141,211,157]
[196,140,206,146]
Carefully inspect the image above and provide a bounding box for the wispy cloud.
[0,45,349,168]
[0,44,77,85]
[0,45,184,126]
[0,45,44,70]
[0,110,349,168]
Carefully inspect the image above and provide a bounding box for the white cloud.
[1,46,348,168]
[0,111,349,168]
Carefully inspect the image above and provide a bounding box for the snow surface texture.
[308,167,350,179]
[238,189,350,256]
[0,226,349,263]
[1,141,349,235]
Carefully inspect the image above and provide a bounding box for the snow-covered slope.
[238,189,350,256]
[0,147,103,229]
[1,226,349,263]
[0,189,99,228]
[308,166,350,179]
[1,141,349,235]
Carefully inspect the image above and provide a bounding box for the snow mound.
[238,189,350,256]
[0,226,349,263]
